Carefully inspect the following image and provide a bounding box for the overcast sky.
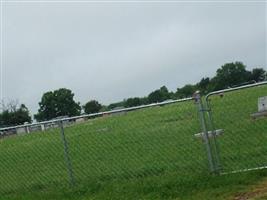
[1,1,266,115]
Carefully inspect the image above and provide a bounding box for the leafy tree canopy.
[107,101,125,110]
[196,78,211,94]
[0,102,32,127]
[249,68,266,82]
[176,84,197,98]
[125,97,142,108]
[34,88,81,121]
[212,62,251,90]
[83,100,102,114]
[148,86,171,103]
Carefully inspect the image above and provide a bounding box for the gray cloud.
[1,1,266,115]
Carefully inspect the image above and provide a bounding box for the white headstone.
[258,96,267,112]
[41,124,45,131]
[16,127,26,134]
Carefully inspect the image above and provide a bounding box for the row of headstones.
[0,117,88,137]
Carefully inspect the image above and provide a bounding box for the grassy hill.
[0,84,267,199]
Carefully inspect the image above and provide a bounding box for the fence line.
[0,95,204,194]
[205,81,267,102]
[0,81,267,196]
[0,97,193,133]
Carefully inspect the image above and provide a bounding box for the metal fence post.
[59,120,75,186]
[194,91,215,173]
[205,99,222,173]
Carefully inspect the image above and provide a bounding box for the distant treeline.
[107,62,266,109]
[0,61,266,126]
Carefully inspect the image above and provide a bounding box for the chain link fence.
[0,81,266,196]
[0,98,209,196]
[205,81,267,174]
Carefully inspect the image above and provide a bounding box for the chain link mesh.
[206,84,267,173]
[1,82,266,197]
[0,99,209,196]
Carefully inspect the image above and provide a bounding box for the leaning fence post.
[59,120,75,186]
[194,91,215,173]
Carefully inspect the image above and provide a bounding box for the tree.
[249,68,266,82]
[12,104,32,125]
[83,100,102,114]
[0,102,32,127]
[107,101,125,110]
[34,88,81,121]
[196,78,211,95]
[140,97,149,105]
[125,97,142,108]
[148,86,171,103]
[176,84,196,98]
[213,62,251,90]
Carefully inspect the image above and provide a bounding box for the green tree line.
[1,61,266,126]
[107,62,266,108]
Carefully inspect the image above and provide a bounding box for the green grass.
[0,84,267,199]
[209,85,267,172]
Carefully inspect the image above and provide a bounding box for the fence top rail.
[205,81,267,102]
[0,97,193,132]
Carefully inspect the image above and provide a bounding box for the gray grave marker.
[258,96,267,112]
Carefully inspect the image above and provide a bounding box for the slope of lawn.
[0,84,266,199]
[208,84,267,172]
